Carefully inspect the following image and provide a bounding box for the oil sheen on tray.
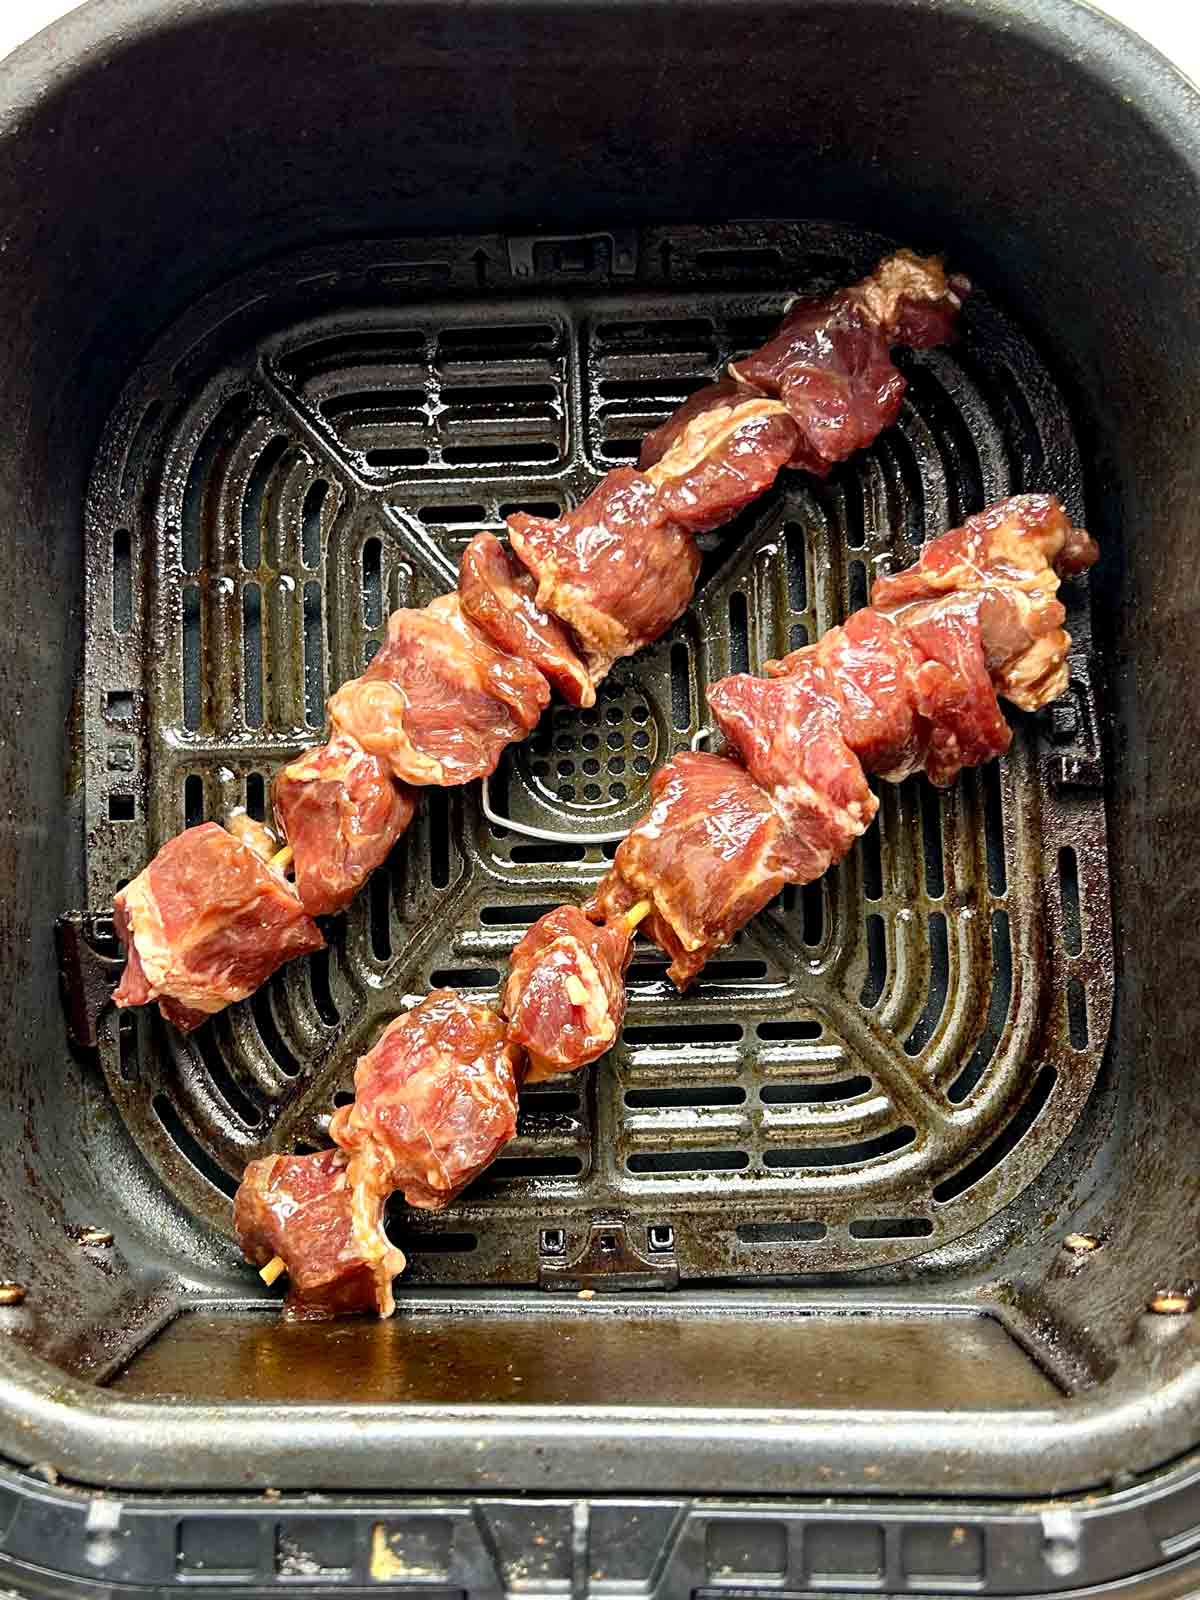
[113,1304,1061,1408]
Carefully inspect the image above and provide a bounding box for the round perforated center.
[522,676,659,810]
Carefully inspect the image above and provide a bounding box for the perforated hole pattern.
[82,223,1112,1282]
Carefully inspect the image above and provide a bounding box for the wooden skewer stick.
[623,899,653,932]
[270,846,295,874]
[260,1255,287,1286]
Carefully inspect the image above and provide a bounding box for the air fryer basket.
[2,0,1200,1593]
[77,222,1109,1287]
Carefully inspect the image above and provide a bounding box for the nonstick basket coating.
[79,221,1112,1285]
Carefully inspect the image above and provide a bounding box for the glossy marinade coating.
[459,532,596,709]
[868,491,1100,711]
[502,904,633,1082]
[640,382,800,533]
[113,823,324,1031]
[508,470,702,685]
[585,751,799,990]
[328,594,550,785]
[272,734,417,917]
[731,250,968,476]
[328,991,522,1211]
[234,1147,405,1321]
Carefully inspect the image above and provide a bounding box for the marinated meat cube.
[584,751,795,990]
[638,380,799,533]
[329,990,522,1210]
[756,495,1098,788]
[112,822,324,1031]
[730,296,907,476]
[707,665,878,873]
[846,248,971,349]
[731,251,968,476]
[871,492,1100,711]
[765,610,932,782]
[507,470,701,683]
[234,1147,405,1321]
[871,493,1096,608]
[639,379,749,469]
[502,904,633,1082]
[458,532,595,708]
[734,583,1008,791]
[898,606,1012,785]
[272,734,417,917]
[328,593,549,785]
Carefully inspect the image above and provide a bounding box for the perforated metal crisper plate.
[81,222,1112,1285]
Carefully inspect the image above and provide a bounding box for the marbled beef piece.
[272,734,417,917]
[329,991,522,1211]
[871,491,1099,712]
[113,822,324,1031]
[897,605,1013,786]
[707,664,878,873]
[730,296,907,476]
[602,494,1096,988]
[234,1148,405,1321]
[731,250,969,476]
[502,905,632,1082]
[763,602,1010,791]
[328,593,549,785]
[585,752,797,990]
[639,380,799,532]
[759,495,1098,788]
[765,610,932,782]
[458,532,595,708]
[507,470,700,684]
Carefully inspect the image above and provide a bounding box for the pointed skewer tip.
[260,1255,287,1287]
[623,900,653,932]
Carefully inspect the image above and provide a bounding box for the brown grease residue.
[111,1306,1060,1409]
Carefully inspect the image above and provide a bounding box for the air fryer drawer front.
[4,1458,1200,1600]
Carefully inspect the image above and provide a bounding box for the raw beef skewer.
[113,250,968,1029]
[588,494,1097,986]
[237,899,650,1317]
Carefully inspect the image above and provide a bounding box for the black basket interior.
[78,222,1109,1298]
